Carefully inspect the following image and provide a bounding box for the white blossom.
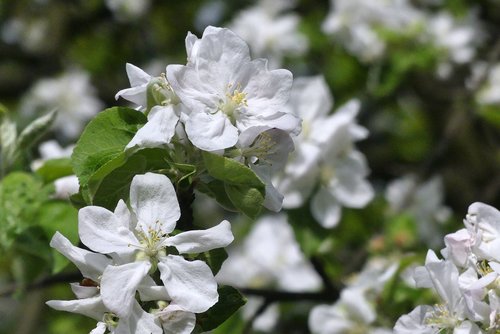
[229,0,308,68]
[167,26,300,151]
[78,173,233,316]
[276,76,373,228]
[20,70,103,139]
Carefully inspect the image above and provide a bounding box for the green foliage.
[36,158,74,183]
[0,172,52,250]
[201,151,266,219]
[197,285,247,332]
[195,248,228,276]
[71,106,147,205]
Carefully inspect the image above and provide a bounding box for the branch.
[238,287,339,303]
[0,271,82,298]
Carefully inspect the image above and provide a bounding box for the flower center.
[424,304,458,329]
[219,83,248,122]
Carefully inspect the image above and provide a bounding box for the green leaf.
[0,117,17,168]
[38,201,79,273]
[89,148,170,210]
[197,285,246,331]
[35,158,74,183]
[201,152,265,218]
[287,207,329,257]
[17,109,57,150]
[72,107,146,190]
[0,172,52,250]
[225,184,264,219]
[201,151,264,188]
[195,248,228,275]
[196,179,238,212]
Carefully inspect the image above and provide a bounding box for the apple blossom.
[167,26,300,151]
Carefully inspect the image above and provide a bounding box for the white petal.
[158,304,196,334]
[126,63,152,87]
[101,261,151,318]
[70,283,99,299]
[311,188,342,228]
[159,255,218,313]
[393,305,434,334]
[126,105,179,150]
[46,295,107,321]
[185,111,238,151]
[130,173,180,235]
[90,322,107,334]
[137,275,171,302]
[115,301,162,334]
[79,206,138,255]
[165,220,234,253]
[50,232,111,281]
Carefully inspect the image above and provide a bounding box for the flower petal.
[50,232,111,281]
[311,187,342,228]
[79,206,138,255]
[115,301,163,334]
[126,105,180,150]
[70,283,99,299]
[101,261,151,318]
[159,255,218,313]
[158,304,196,334]
[165,220,234,253]
[185,111,239,151]
[46,295,107,321]
[130,173,180,235]
[90,322,107,334]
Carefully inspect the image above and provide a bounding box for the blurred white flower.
[20,70,103,139]
[217,214,321,292]
[385,175,451,247]
[229,0,308,68]
[476,63,500,105]
[322,0,422,62]
[105,0,151,21]
[1,18,50,53]
[32,140,79,199]
[310,257,397,334]
[217,214,321,332]
[426,11,482,79]
[276,76,373,228]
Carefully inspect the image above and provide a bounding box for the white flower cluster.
[46,173,234,334]
[275,76,374,228]
[310,257,398,334]
[116,26,301,211]
[20,70,103,140]
[229,0,308,68]
[394,202,500,333]
[322,0,482,76]
[217,214,322,332]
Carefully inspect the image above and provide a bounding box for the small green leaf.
[17,109,57,150]
[35,158,74,183]
[197,285,246,331]
[201,151,264,188]
[72,107,146,189]
[196,248,228,275]
[225,184,264,219]
[201,152,265,218]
